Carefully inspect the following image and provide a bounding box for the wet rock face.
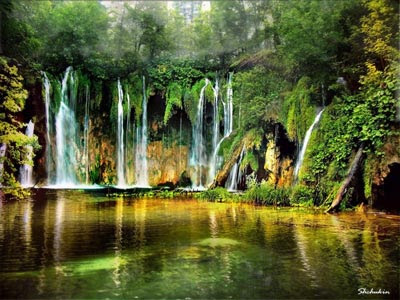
[264,137,294,187]
[371,133,400,210]
[86,118,189,186]
[147,141,188,186]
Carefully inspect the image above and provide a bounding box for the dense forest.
[0,0,399,211]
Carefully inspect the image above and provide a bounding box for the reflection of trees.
[358,216,396,293]
[330,215,360,271]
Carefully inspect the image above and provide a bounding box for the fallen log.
[210,141,244,189]
[326,144,365,213]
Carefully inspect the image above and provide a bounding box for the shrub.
[195,187,232,202]
[290,185,315,206]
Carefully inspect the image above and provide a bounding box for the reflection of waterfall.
[190,79,210,188]
[19,120,35,187]
[41,72,52,183]
[116,79,126,187]
[293,226,318,288]
[113,198,124,287]
[55,67,78,186]
[83,86,90,184]
[134,76,149,187]
[22,200,33,249]
[209,210,218,237]
[226,146,245,191]
[54,196,65,268]
[293,109,325,181]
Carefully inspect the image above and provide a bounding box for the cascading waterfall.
[116,79,126,187]
[226,146,245,191]
[125,93,131,182]
[208,79,220,183]
[41,72,52,183]
[0,144,6,184]
[83,85,90,184]
[190,79,210,188]
[293,108,325,181]
[19,120,35,187]
[225,72,234,135]
[210,73,234,182]
[134,76,149,187]
[55,67,78,186]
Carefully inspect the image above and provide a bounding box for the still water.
[0,190,399,299]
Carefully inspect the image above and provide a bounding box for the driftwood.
[326,144,364,213]
[210,141,244,189]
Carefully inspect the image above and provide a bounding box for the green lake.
[0,190,399,299]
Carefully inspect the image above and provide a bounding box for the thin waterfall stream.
[19,120,35,187]
[116,79,126,187]
[41,72,52,183]
[134,76,149,187]
[293,108,325,181]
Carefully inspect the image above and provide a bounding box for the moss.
[241,150,258,171]
[281,76,317,142]
[164,82,183,124]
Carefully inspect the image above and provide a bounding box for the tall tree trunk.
[326,144,364,213]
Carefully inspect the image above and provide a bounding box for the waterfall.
[208,79,220,183]
[226,72,234,135]
[0,144,6,185]
[209,73,234,183]
[41,72,52,183]
[293,108,325,181]
[134,76,149,187]
[125,94,131,181]
[226,146,245,191]
[19,120,35,187]
[179,112,182,171]
[55,67,78,186]
[190,79,210,188]
[116,79,126,187]
[83,85,90,184]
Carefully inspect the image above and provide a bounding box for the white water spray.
[134,76,149,187]
[83,85,90,184]
[190,79,210,188]
[293,109,325,181]
[41,72,52,183]
[226,146,245,191]
[20,120,35,187]
[55,67,78,186]
[116,79,126,187]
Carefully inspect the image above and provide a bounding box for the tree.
[0,57,39,198]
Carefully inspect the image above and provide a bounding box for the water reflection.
[0,191,398,299]
[113,197,123,288]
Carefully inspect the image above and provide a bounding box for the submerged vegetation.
[0,0,398,211]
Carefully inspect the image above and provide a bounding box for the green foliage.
[274,0,351,81]
[290,185,315,206]
[234,66,287,131]
[243,180,291,206]
[241,151,258,172]
[0,58,39,198]
[195,187,233,202]
[183,79,208,124]
[282,77,318,141]
[164,82,183,124]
